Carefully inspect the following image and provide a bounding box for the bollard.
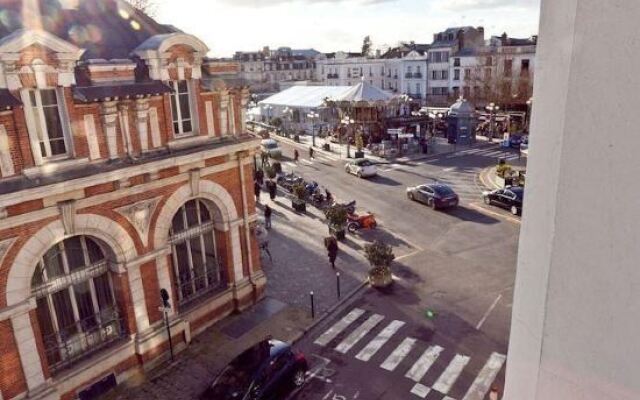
[336,272,341,299]
[310,291,315,319]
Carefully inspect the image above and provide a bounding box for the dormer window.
[169,80,193,136]
[25,88,68,159]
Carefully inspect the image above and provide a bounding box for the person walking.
[293,149,299,163]
[326,236,338,269]
[254,180,261,204]
[264,204,272,229]
[268,180,277,201]
[309,146,314,159]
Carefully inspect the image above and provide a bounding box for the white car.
[345,158,377,178]
[260,139,282,159]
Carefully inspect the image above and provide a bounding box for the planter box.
[354,151,365,159]
[292,198,306,212]
[369,267,393,288]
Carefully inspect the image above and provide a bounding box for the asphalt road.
[271,137,525,400]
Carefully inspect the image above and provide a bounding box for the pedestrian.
[268,180,277,201]
[255,168,264,186]
[309,146,314,159]
[293,149,299,163]
[326,236,338,269]
[254,180,261,204]
[264,204,272,229]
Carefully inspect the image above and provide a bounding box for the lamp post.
[307,111,319,147]
[525,97,533,133]
[341,115,355,158]
[485,102,500,142]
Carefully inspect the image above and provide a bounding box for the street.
[270,136,524,400]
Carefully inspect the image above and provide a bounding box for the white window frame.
[168,80,194,136]
[22,88,71,162]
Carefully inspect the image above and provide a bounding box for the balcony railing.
[405,73,412,78]
[413,73,423,79]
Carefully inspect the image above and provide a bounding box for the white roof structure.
[259,81,394,109]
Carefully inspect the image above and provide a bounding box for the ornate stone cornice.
[115,197,162,246]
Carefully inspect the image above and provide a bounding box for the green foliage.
[364,240,395,267]
[292,183,307,200]
[496,163,513,178]
[362,35,372,58]
[263,165,277,179]
[355,131,364,152]
[271,117,283,128]
[325,205,348,228]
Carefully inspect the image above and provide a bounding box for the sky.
[152,0,541,58]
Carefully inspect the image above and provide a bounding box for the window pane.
[185,200,198,227]
[40,89,57,106]
[199,201,211,222]
[64,237,85,272]
[190,237,205,291]
[170,94,179,124]
[179,93,191,122]
[178,80,188,94]
[36,297,55,337]
[174,242,193,299]
[203,232,219,285]
[29,90,37,106]
[94,274,114,312]
[42,105,64,139]
[32,262,45,286]
[182,119,192,134]
[172,209,185,233]
[48,138,67,156]
[73,281,97,330]
[52,290,77,336]
[44,245,64,279]
[86,238,105,264]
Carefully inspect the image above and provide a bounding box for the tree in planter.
[364,241,395,288]
[291,183,307,212]
[496,159,513,178]
[324,205,348,239]
[355,131,364,152]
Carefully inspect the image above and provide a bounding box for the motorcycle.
[347,212,377,233]
[276,173,304,192]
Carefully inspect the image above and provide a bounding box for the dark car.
[406,183,459,210]
[483,186,524,215]
[509,135,524,148]
[201,339,308,400]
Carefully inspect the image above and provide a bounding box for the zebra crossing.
[444,146,521,162]
[313,308,506,400]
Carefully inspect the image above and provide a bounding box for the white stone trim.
[0,29,84,59]
[114,196,162,247]
[11,313,46,390]
[83,114,101,160]
[134,100,150,152]
[0,296,35,321]
[148,107,161,148]
[205,101,215,137]
[127,264,149,333]
[230,227,243,282]
[0,124,14,176]
[155,254,175,316]
[5,215,138,307]
[228,97,236,135]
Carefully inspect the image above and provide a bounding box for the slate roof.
[73,81,172,102]
[0,0,176,60]
[0,89,21,109]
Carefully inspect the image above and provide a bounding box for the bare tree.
[126,0,157,16]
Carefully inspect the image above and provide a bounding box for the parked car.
[508,134,524,149]
[520,135,529,151]
[345,158,377,178]
[483,186,524,215]
[261,139,282,159]
[200,339,308,400]
[406,183,459,210]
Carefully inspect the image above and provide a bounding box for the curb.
[290,279,369,345]
[479,166,502,190]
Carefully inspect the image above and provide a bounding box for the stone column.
[100,101,119,159]
[504,1,640,400]
[219,91,229,136]
[118,103,134,156]
[135,99,150,152]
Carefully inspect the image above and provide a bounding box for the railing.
[177,261,227,307]
[33,261,110,299]
[405,73,413,78]
[413,73,423,79]
[169,221,215,245]
[43,308,126,374]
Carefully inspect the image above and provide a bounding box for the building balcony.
[413,73,423,79]
[405,73,413,78]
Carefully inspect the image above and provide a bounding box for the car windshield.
[264,142,278,149]
[208,366,252,398]
[510,187,524,200]
[356,160,372,166]
[432,185,455,196]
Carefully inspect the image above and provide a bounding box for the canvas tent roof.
[259,81,394,108]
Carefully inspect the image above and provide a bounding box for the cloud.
[442,0,538,11]
[217,0,397,7]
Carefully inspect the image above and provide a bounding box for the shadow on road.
[369,175,402,186]
[447,205,500,224]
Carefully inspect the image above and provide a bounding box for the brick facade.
[0,17,264,400]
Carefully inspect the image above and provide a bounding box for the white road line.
[475,294,503,330]
[443,397,456,400]
[314,308,366,346]
[461,352,507,400]
[335,314,385,354]
[405,345,444,382]
[410,383,431,398]
[355,320,405,361]
[432,354,471,394]
[380,337,416,371]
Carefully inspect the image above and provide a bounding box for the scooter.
[276,173,304,192]
[347,212,377,233]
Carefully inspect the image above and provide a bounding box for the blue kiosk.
[447,98,477,145]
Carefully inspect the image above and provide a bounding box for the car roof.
[354,158,371,165]
[261,139,277,144]
[426,183,453,190]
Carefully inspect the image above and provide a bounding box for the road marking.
[308,354,333,383]
[380,337,416,371]
[475,294,503,330]
[432,354,471,394]
[314,308,365,346]
[336,314,384,354]
[355,320,405,361]
[443,167,456,172]
[461,352,507,400]
[410,383,431,398]
[405,345,444,382]
[468,203,521,224]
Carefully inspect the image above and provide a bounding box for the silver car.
[345,158,377,178]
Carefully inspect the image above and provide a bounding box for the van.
[261,139,282,159]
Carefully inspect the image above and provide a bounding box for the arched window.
[31,236,125,373]
[169,199,224,306]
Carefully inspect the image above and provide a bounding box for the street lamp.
[485,102,500,142]
[307,111,319,147]
[525,97,533,133]
[341,115,355,158]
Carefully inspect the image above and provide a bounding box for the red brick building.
[0,1,264,399]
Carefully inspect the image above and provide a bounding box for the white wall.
[504,1,640,399]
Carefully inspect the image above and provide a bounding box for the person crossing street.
[309,146,314,159]
[264,204,272,229]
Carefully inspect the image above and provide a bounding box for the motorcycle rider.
[325,189,333,205]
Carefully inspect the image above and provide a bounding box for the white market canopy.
[259,81,395,109]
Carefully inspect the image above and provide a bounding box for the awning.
[73,81,172,103]
[0,89,21,109]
